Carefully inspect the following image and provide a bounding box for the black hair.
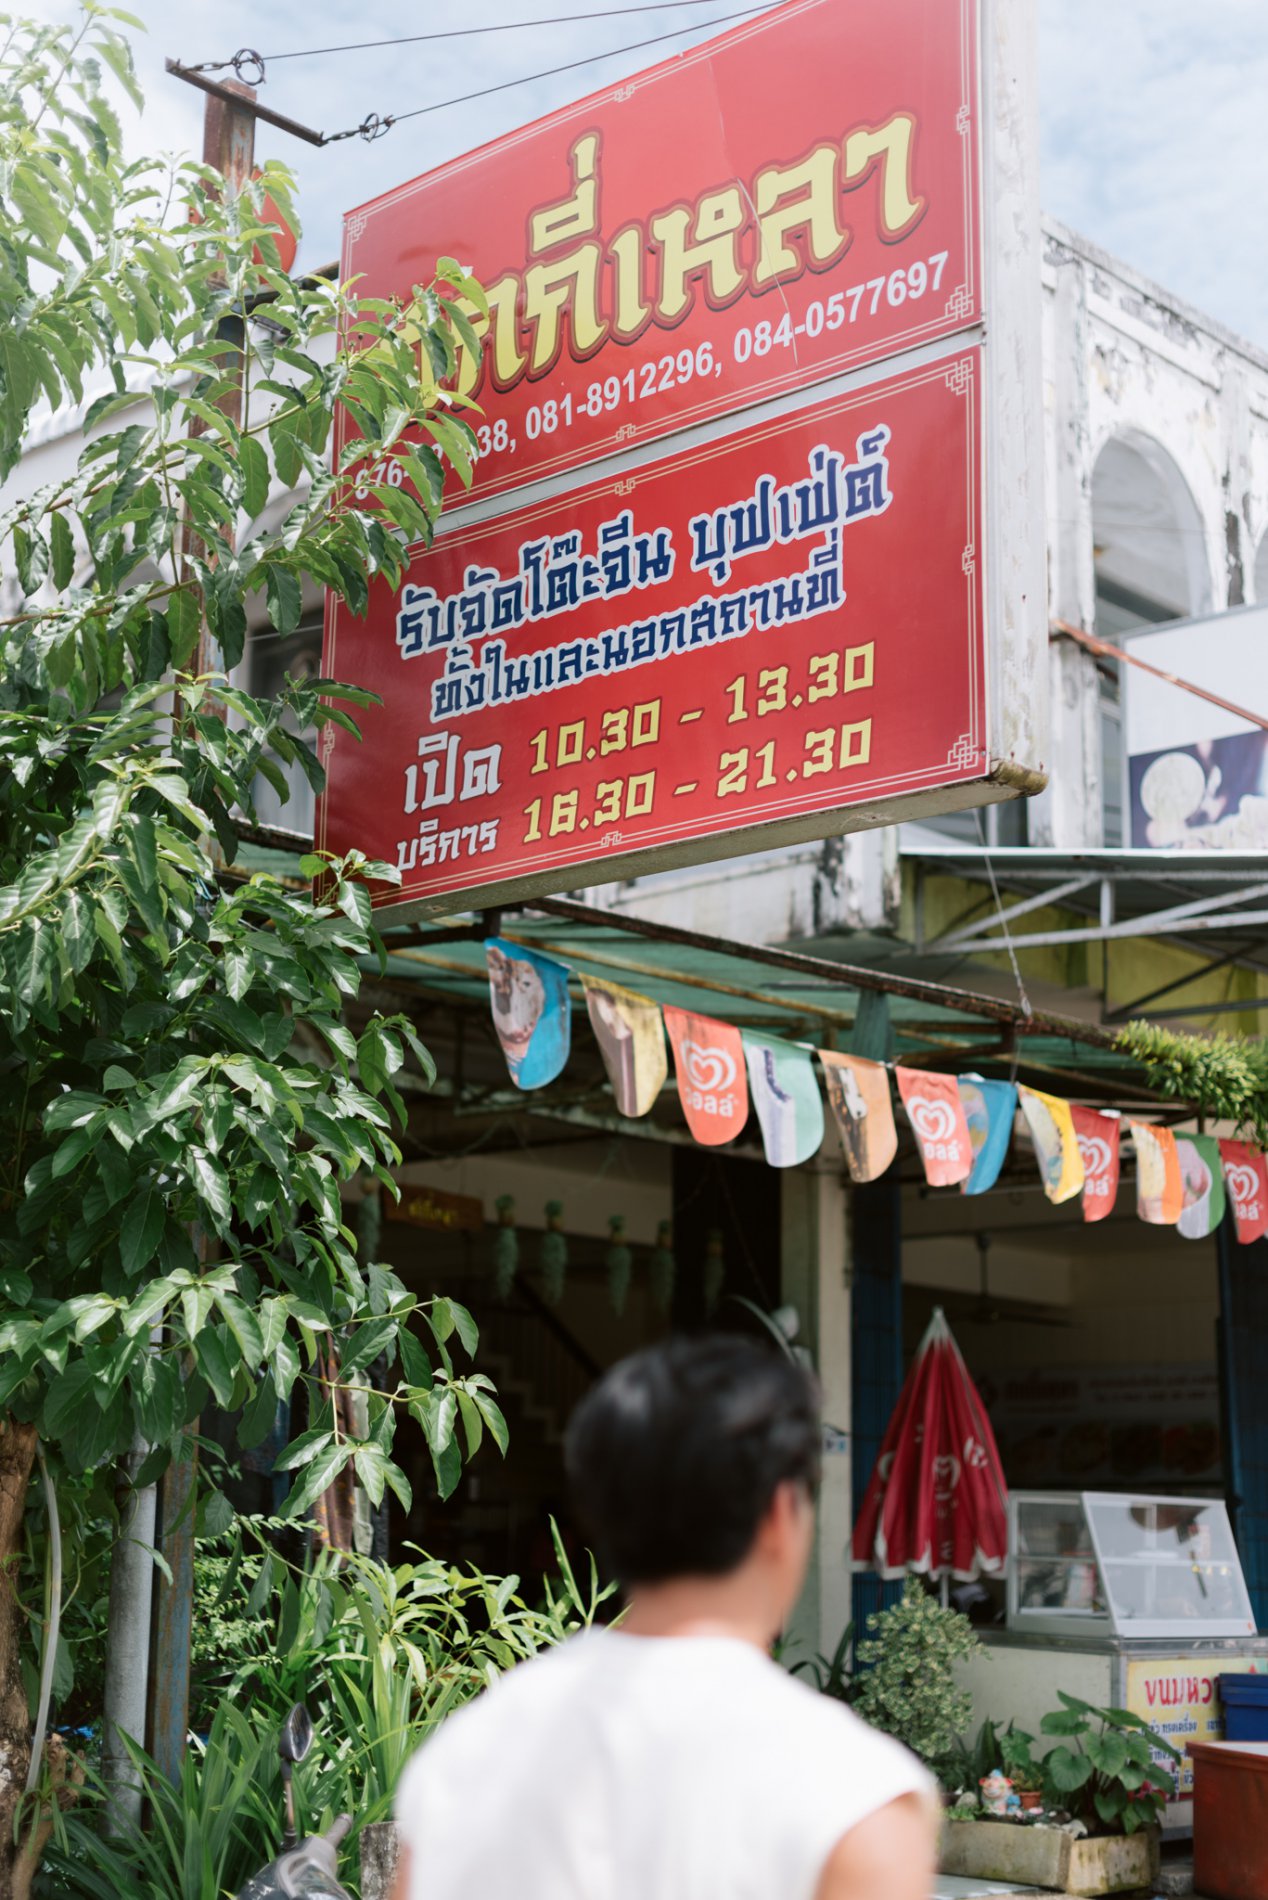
[564,1334,821,1586]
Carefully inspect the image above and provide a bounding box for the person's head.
[565,1334,820,1632]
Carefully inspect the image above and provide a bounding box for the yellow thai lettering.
[650,185,745,321]
[529,134,600,253]
[752,145,845,285]
[842,112,925,239]
[608,224,651,341]
[523,243,607,373]
[481,274,527,390]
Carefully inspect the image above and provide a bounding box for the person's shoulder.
[754,1660,934,1779]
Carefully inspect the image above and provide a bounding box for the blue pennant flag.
[958,1076,1017,1196]
[486,938,571,1090]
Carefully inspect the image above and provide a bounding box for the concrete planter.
[360,1821,400,1900]
[941,1819,1161,1896]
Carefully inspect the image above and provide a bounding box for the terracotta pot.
[1018,1791,1043,1811]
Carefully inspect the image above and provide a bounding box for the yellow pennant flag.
[1018,1085,1085,1204]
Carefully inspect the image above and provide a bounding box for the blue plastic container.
[1219,1674,1268,1742]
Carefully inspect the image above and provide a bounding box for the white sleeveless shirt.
[395,1629,933,1900]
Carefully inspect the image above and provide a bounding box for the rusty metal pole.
[147,79,257,1788]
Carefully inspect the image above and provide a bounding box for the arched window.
[1091,434,1209,843]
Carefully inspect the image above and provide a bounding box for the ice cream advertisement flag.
[1175,1134,1226,1241]
[896,1067,973,1187]
[1070,1105,1120,1224]
[485,938,571,1090]
[818,1052,897,1182]
[957,1076,1016,1196]
[742,1034,824,1169]
[1219,1139,1268,1245]
[663,1006,748,1147]
[581,975,667,1119]
[1018,1086,1085,1204]
[1131,1122,1184,1226]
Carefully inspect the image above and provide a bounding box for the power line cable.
[319,2,771,143]
[189,0,772,80]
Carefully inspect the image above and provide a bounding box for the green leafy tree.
[852,1577,982,1777]
[0,7,496,1872]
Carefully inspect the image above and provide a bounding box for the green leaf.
[194,1326,237,1408]
[190,1148,231,1232]
[217,1293,265,1371]
[239,1375,281,1451]
[50,509,75,589]
[119,1186,165,1277]
[239,434,270,519]
[1043,1746,1094,1793]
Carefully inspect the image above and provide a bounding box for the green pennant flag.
[1176,1133,1226,1240]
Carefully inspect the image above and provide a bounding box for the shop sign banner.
[818,1051,898,1182]
[581,974,667,1117]
[485,938,571,1088]
[742,1034,825,1169]
[1220,1139,1268,1245]
[1123,1657,1264,1798]
[318,359,985,911]
[663,1006,748,1145]
[957,1075,1016,1196]
[1175,1133,1226,1241]
[896,1066,972,1187]
[1018,1086,1084,1204]
[1070,1104,1120,1223]
[339,0,980,509]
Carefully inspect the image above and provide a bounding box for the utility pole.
[145,73,258,1797]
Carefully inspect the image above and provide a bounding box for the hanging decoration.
[957,1076,1017,1197]
[1175,1134,1227,1241]
[471,935,1268,1239]
[896,1066,973,1187]
[606,1214,633,1316]
[486,937,571,1089]
[1131,1121,1184,1226]
[662,1005,748,1146]
[493,1194,519,1298]
[818,1051,898,1181]
[650,1218,676,1313]
[1219,1140,1268,1245]
[703,1228,726,1316]
[742,1033,825,1168]
[582,973,668,1117]
[1070,1105,1121,1223]
[539,1200,569,1302]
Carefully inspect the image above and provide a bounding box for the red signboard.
[317,352,984,912]
[340,0,979,508]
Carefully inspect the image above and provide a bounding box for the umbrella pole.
[940,1575,949,1610]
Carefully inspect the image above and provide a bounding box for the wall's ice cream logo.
[681,1041,737,1097]
[896,1067,971,1186]
[1220,1140,1268,1244]
[663,1006,748,1146]
[1070,1104,1120,1223]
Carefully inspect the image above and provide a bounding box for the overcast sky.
[23,0,1268,349]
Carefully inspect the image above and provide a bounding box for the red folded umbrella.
[852,1307,1008,1582]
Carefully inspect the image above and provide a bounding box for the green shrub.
[852,1578,981,1777]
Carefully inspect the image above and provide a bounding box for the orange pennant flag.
[818,1051,898,1182]
[1131,1122,1184,1226]
[663,1006,748,1147]
[895,1066,972,1187]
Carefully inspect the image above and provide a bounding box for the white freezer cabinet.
[1006,1491,1256,1641]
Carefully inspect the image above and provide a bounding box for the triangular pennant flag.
[742,1034,825,1169]
[957,1076,1016,1196]
[1070,1105,1121,1223]
[485,937,571,1089]
[581,974,667,1118]
[818,1051,897,1182]
[1131,1122,1184,1225]
[1176,1134,1226,1240]
[1018,1086,1085,1203]
[896,1066,973,1187]
[1219,1139,1268,1245]
[662,1006,747,1146]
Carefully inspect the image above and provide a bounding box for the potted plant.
[852,1579,982,1778]
[999,1728,1043,1811]
[941,1693,1181,1897]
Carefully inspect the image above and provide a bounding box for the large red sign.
[317,352,984,912]
[341,0,979,508]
